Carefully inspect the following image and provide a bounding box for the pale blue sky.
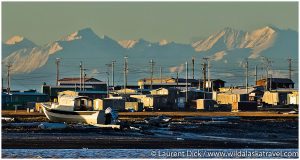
[2,2,298,45]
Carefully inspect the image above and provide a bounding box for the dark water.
[2,149,298,158]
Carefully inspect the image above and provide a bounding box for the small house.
[195,99,217,111]
[2,91,49,110]
[216,93,248,105]
[262,91,289,106]
[125,102,143,111]
[287,91,298,105]
[232,101,258,112]
[93,97,125,111]
[256,78,294,90]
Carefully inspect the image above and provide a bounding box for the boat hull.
[41,103,105,124]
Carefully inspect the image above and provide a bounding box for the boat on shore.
[41,91,118,125]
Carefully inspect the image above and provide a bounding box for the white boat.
[41,92,116,125]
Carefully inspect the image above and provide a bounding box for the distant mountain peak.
[5,35,25,45]
[77,27,97,36]
[159,39,169,46]
[60,31,82,41]
[253,26,276,35]
[192,26,279,53]
[60,27,99,42]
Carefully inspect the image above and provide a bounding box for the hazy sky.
[2,2,298,45]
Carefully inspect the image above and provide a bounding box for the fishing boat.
[41,91,117,125]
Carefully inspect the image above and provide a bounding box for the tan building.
[93,98,125,111]
[256,78,294,90]
[125,102,143,111]
[138,77,225,91]
[216,93,248,105]
[195,99,217,110]
[116,88,138,95]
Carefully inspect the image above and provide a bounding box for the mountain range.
[2,26,298,90]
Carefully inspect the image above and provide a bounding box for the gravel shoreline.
[2,115,298,149]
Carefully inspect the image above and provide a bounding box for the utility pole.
[105,64,111,89]
[80,61,82,91]
[255,65,258,85]
[124,56,128,94]
[56,58,60,86]
[112,60,116,91]
[269,60,273,91]
[202,58,209,91]
[198,62,201,90]
[245,59,248,94]
[288,57,292,80]
[106,72,110,98]
[83,69,86,91]
[150,59,154,89]
[262,57,272,91]
[192,57,195,79]
[207,58,210,92]
[185,61,188,103]
[176,71,179,88]
[6,64,12,94]
[160,67,162,83]
[265,58,272,91]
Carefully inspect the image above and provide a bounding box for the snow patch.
[211,51,227,61]
[159,39,168,46]
[61,32,82,41]
[3,47,49,74]
[118,40,138,49]
[48,42,63,55]
[5,36,24,45]
[192,30,226,52]
[192,26,277,59]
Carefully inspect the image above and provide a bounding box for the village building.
[130,94,170,111]
[42,77,107,100]
[138,77,225,91]
[150,87,179,109]
[2,90,49,110]
[93,97,125,111]
[261,89,298,106]
[256,78,294,90]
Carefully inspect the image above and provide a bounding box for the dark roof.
[78,91,107,94]
[139,77,226,83]
[2,92,48,96]
[267,78,294,84]
[58,77,102,82]
[177,78,199,83]
[177,78,226,83]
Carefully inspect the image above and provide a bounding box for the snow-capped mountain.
[191,26,296,60]
[2,26,298,90]
[2,36,37,58]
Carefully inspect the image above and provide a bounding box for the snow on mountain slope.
[2,26,297,90]
[2,36,37,58]
[3,46,50,74]
[192,26,278,58]
[118,40,138,48]
[5,35,25,45]
[60,31,82,41]
[2,39,62,74]
[159,39,169,46]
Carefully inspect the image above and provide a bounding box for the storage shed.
[93,98,125,111]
